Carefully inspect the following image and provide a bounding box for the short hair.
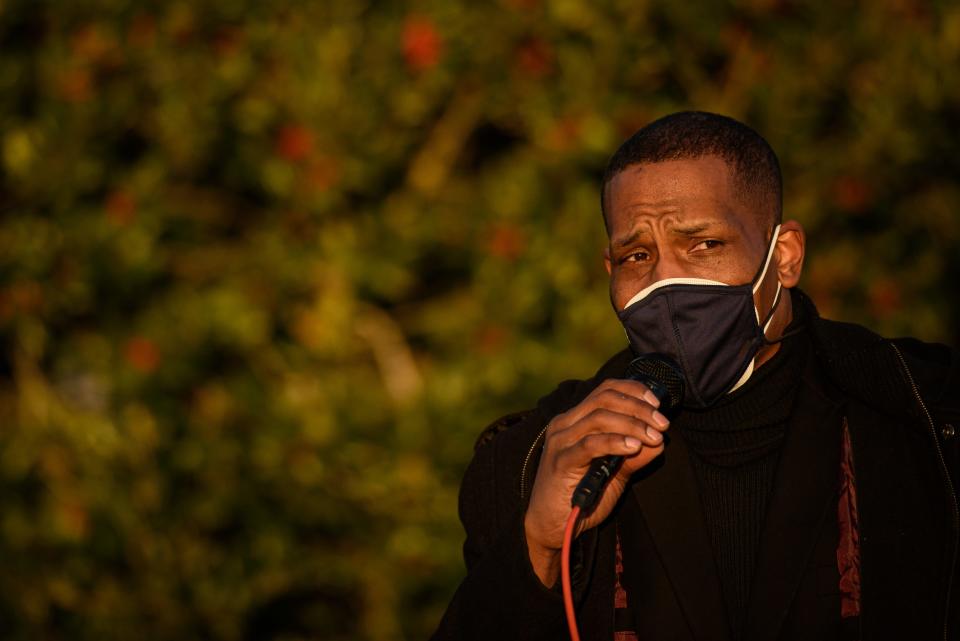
[600,111,782,232]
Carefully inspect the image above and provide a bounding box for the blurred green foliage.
[0,1,958,639]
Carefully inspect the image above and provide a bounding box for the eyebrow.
[612,220,725,248]
[613,229,648,248]
[672,222,714,236]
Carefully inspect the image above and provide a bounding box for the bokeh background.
[0,1,958,639]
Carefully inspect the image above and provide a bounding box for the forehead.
[604,156,759,238]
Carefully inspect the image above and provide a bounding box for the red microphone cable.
[565,450,619,640]
[561,355,683,639]
[561,505,582,641]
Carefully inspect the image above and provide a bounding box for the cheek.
[697,251,759,287]
[609,271,641,311]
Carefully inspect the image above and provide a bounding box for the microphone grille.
[625,354,685,411]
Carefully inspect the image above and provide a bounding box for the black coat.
[432,292,960,641]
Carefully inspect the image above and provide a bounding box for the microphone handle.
[571,454,622,508]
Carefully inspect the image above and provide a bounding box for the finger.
[589,388,671,432]
[547,398,670,448]
[555,431,646,471]
[594,378,661,407]
[619,441,666,475]
[559,378,661,427]
[550,408,664,451]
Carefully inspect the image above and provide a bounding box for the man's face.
[603,155,773,311]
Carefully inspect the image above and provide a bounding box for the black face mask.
[616,225,785,409]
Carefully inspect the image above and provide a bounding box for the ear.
[603,246,612,275]
[774,220,805,287]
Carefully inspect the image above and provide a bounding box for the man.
[432,112,960,640]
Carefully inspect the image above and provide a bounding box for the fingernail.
[652,411,669,427]
[624,436,642,450]
[645,426,663,442]
[643,390,661,407]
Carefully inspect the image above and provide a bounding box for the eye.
[622,250,651,264]
[692,239,723,252]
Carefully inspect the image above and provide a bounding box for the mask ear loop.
[763,308,807,345]
[750,224,782,296]
[759,281,782,337]
[751,224,786,337]
[760,281,808,345]
[754,225,808,346]
[728,226,782,395]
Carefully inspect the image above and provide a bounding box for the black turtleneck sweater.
[673,301,810,640]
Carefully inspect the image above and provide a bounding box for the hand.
[523,379,670,586]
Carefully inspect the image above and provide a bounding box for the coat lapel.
[741,372,843,641]
[626,432,732,641]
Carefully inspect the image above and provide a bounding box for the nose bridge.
[650,240,685,282]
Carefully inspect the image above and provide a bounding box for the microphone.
[571,354,685,510]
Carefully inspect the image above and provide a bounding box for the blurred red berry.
[125,337,161,373]
[214,26,244,58]
[516,37,553,78]
[276,125,314,162]
[71,25,112,62]
[58,68,92,102]
[0,281,43,320]
[402,16,443,71]
[868,279,901,317]
[58,499,90,540]
[127,14,157,48]
[833,176,872,213]
[546,116,582,151]
[305,156,340,192]
[487,224,526,260]
[476,324,509,353]
[106,190,137,225]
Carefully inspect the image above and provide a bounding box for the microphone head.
[625,354,685,412]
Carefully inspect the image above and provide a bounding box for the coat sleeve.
[430,357,630,640]
[893,337,960,482]
[429,411,569,641]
